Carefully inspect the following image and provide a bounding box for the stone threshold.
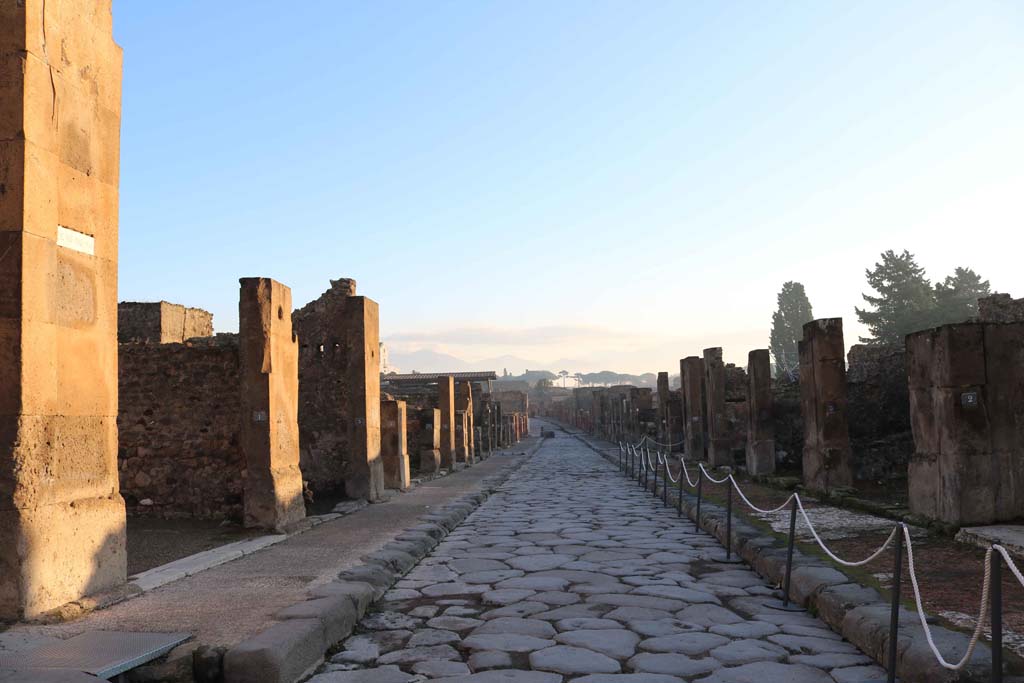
[957,525,1024,563]
[569,427,1023,683]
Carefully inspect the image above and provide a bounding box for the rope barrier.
[613,424,1015,677]
[904,525,992,671]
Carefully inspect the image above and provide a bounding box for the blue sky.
[114,1,1023,373]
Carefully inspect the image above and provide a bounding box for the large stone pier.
[0,0,127,620]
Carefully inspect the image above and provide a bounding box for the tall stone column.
[438,376,455,469]
[380,399,410,490]
[419,408,441,474]
[798,319,853,491]
[907,322,1024,525]
[455,410,470,464]
[746,349,775,475]
[0,0,127,620]
[238,279,306,531]
[681,357,706,459]
[703,348,731,467]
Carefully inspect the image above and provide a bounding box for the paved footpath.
[309,427,887,683]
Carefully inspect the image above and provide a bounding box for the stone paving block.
[529,645,621,674]
[307,665,416,683]
[698,661,834,682]
[626,652,721,677]
[554,628,641,659]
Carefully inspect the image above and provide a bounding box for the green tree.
[769,281,814,379]
[855,250,935,345]
[932,267,990,326]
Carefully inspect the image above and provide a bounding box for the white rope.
[994,544,1024,588]
[678,458,700,487]
[794,495,898,567]
[728,475,795,514]
[904,525,992,671]
[645,436,685,448]
[698,463,731,485]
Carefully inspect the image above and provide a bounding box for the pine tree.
[932,267,990,325]
[769,281,814,379]
[855,250,935,345]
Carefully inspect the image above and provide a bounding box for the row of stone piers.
[550,310,1024,530]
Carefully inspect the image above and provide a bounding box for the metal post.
[725,482,733,559]
[766,496,805,611]
[662,459,668,506]
[884,524,904,683]
[992,548,1003,683]
[652,452,658,496]
[677,457,683,517]
[695,470,703,534]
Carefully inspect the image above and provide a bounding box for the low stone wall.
[118,336,245,520]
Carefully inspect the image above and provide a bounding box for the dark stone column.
[703,348,731,467]
[798,319,853,491]
[681,357,706,459]
[746,349,775,475]
[907,322,1024,525]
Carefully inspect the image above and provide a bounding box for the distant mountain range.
[386,348,657,387]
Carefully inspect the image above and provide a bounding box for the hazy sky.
[114,1,1022,374]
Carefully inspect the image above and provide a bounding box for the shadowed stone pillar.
[438,376,455,469]
[0,0,127,620]
[239,279,306,531]
[681,357,706,459]
[656,372,670,444]
[419,408,441,474]
[381,399,410,490]
[746,349,775,475]
[798,318,853,491]
[455,382,474,464]
[455,410,470,464]
[703,348,731,467]
[907,322,1024,525]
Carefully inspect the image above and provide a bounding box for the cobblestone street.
[310,427,886,683]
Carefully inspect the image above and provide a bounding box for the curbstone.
[307,580,376,618]
[789,566,850,605]
[223,618,326,683]
[276,595,358,645]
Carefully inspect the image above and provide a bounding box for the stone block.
[703,348,731,467]
[223,618,326,683]
[276,595,358,646]
[680,357,705,459]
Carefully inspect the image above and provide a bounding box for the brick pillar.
[455,382,474,464]
[380,399,410,490]
[238,278,306,531]
[0,0,128,620]
[438,376,455,469]
[798,319,853,491]
[703,348,731,467]
[907,323,1024,525]
[344,296,383,500]
[746,349,775,475]
[419,408,441,474]
[681,357,706,459]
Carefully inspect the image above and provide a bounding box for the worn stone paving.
[308,430,886,682]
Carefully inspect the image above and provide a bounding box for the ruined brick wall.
[846,345,912,482]
[771,379,803,471]
[978,293,1024,323]
[118,301,213,343]
[117,336,244,520]
[293,278,383,499]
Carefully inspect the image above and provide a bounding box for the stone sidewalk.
[0,448,530,660]
[309,426,887,682]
